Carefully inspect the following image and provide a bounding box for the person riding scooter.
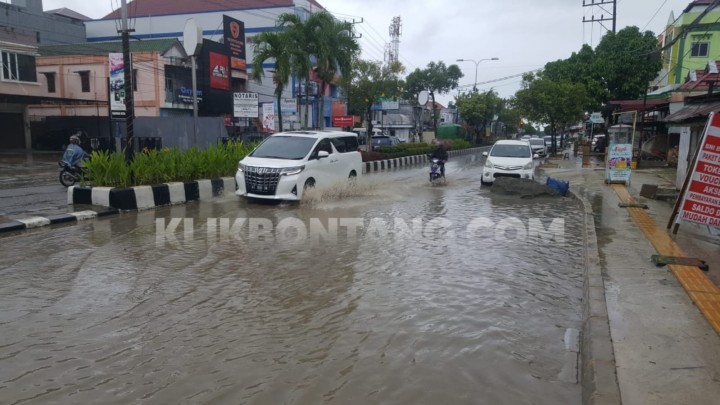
[430,141,448,177]
[62,135,89,168]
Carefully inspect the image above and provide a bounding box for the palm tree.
[277,13,313,129]
[250,30,294,132]
[305,12,359,129]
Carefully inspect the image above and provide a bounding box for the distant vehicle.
[352,128,384,145]
[528,138,547,157]
[481,140,537,185]
[371,135,400,150]
[520,135,532,141]
[543,135,553,147]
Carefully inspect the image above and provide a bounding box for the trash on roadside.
[546,177,569,197]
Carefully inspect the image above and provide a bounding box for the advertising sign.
[332,115,354,127]
[280,98,297,114]
[209,52,230,90]
[676,112,720,228]
[223,15,246,72]
[262,103,275,133]
[607,143,633,183]
[109,53,126,118]
[233,92,258,118]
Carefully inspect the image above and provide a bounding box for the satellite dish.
[183,19,203,57]
[417,90,429,105]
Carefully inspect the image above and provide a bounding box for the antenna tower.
[386,16,402,64]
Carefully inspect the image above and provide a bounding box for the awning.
[663,101,720,123]
[607,99,667,113]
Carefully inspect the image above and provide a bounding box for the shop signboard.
[676,112,720,229]
[233,92,258,118]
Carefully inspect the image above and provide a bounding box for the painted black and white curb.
[69,178,236,210]
[0,209,120,234]
[362,146,488,174]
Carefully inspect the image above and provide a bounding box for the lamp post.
[456,57,499,92]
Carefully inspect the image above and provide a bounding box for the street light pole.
[456,57,499,92]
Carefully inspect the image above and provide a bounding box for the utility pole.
[582,0,617,35]
[120,0,135,162]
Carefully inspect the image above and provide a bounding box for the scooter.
[429,158,445,183]
[58,161,84,187]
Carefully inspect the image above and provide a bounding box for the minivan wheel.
[304,178,316,190]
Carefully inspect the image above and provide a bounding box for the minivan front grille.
[244,167,281,195]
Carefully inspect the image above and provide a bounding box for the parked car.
[371,135,400,150]
[235,130,362,201]
[481,140,537,185]
[528,138,548,157]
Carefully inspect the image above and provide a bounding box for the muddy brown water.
[0,156,585,404]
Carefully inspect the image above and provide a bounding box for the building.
[84,0,340,130]
[661,0,720,85]
[0,0,89,150]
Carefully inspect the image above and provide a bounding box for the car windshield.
[490,144,531,158]
[372,136,390,142]
[250,136,317,160]
[529,139,545,146]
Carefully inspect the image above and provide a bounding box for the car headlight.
[237,163,245,172]
[485,159,494,169]
[280,166,305,176]
[524,161,533,169]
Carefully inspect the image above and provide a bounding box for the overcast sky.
[40,0,694,105]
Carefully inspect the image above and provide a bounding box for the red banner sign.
[209,52,230,90]
[677,112,720,228]
[332,115,354,127]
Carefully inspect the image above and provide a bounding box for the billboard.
[223,15,246,72]
[233,92,258,118]
[209,52,230,90]
[676,112,720,228]
[109,53,126,118]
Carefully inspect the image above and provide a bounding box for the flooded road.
[0,155,585,404]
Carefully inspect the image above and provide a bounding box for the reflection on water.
[0,159,584,404]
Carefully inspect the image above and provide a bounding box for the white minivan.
[235,130,362,200]
[481,140,537,185]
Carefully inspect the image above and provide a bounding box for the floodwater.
[0,155,585,404]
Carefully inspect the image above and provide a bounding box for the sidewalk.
[540,153,720,405]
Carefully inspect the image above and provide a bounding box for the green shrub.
[83,150,133,188]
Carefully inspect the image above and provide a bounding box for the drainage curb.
[362,146,488,173]
[570,189,622,405]
[0,209,120,235]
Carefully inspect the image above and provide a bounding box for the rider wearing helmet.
[430,141,448,176]
[62,134,89,167]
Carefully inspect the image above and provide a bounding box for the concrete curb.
[570,189,622,405]
[0,209,120,235]
[362,146,487,174]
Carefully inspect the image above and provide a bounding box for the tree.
[250,30,295,132]
[304,12,360,129]
[405,61,463,133]
[496,99,523,136]
[340,58,404,149]
[455,90,503,144]
[514,74,589,153]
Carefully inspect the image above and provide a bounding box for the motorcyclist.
[62,135,89,168]
[430,141,448,176]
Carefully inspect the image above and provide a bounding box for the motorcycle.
[58,161,85,187]
[429,158,445,183]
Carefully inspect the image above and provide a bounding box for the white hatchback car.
[481,140,537,185]
[235,130,362,200]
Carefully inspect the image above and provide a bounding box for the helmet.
[69,135,80,144]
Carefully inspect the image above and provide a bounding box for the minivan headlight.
[280,166,305,176]
[523,161,533,169]
[485,159,494,168]
[237,163,245,172]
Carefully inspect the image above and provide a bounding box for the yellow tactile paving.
[611,184,720,335]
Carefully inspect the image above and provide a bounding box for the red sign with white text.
[209,52,230,90]
[332,115,354,127]
[677,112,720,228]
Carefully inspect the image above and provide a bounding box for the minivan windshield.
[250,136,317,160]
[490,144,531,158]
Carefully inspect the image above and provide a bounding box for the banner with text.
[233,92,258,118]
[262,103,275,133]
[677,112,720,228]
